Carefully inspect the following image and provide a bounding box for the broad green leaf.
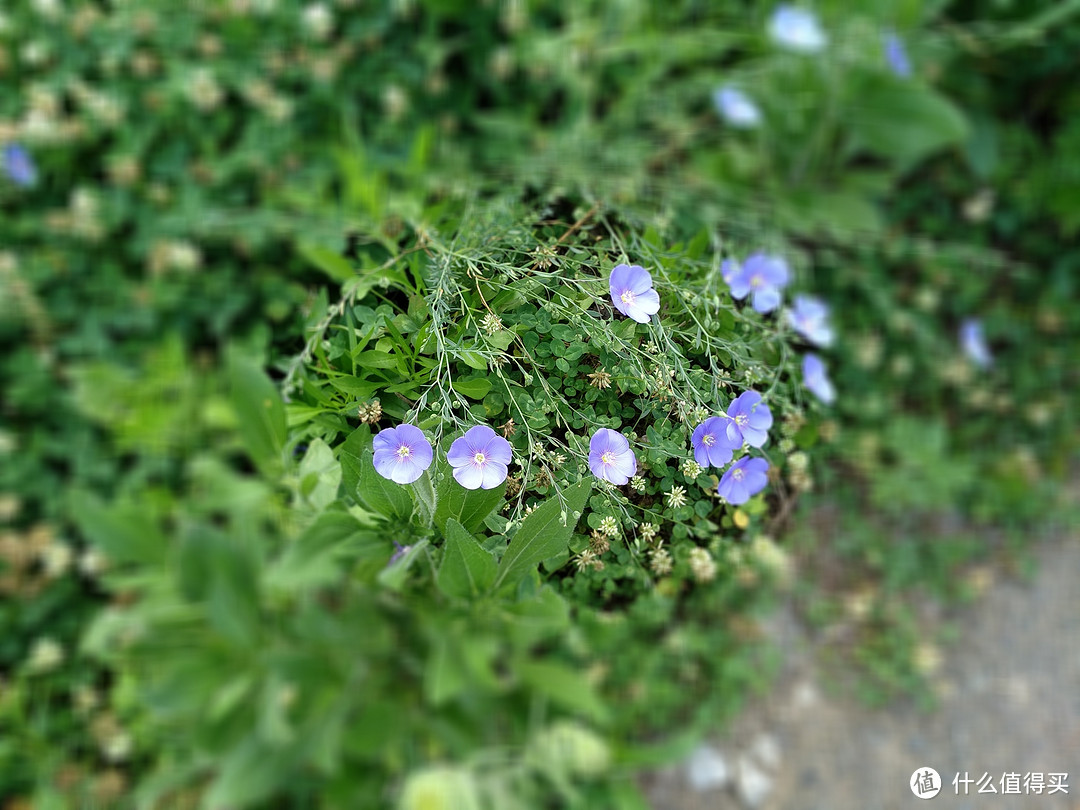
[328,376,381,399]
[437,518,497,599]
[355,350,398,369]
[203,738,290,808]
[339,427,414,520]
[377,538,428,591]
[69,491,167,566]
[492,479,592,592]
[227,352,286,475]
[848,72,969,167]
[451,377,492,400]
[299,242,356,282]
[424,635,469,706]
[516,660,610,725]
[298,437,342,512]
[433,455,506,535]
[457,349,488,370]
[267,510,381,591]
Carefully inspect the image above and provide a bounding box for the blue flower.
[717,457,770,505]
[725,390,773,448]
[447,425,513,490]
[959,319,992,369]
[713,86,762,129]
[768,5,827,53]
[589,428,637,485]
[372,424,434,484]
[722,253,791,314]
[2,143,37,188]
[609,263,661,324]
[802,353,835,404]
[786,294,834,347]
[884,32,912,78]
[691,416,741,468]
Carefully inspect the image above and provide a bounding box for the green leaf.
[267,510,381,591]
[492,479,592,591]
[298,437,342,512]
[299,242,356,282]
[203,738,291,808]
[433,454,506,535]
[437,518,497,599]
[328,376,381,400]
[516,660,610,725]
[377,538,428,591]
[424,634,469,706]
[356,350,398,369]
[848,72,969,167]
[69,491,167,566]
[457,349,488,371]
[227,351,286,475]
[452,377,492,400]
[339,428,414,520]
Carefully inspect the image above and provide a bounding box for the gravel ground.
[641,529,1080,810]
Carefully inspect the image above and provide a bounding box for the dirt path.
[642,532,1080,810]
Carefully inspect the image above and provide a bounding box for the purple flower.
[725,391,773,448]
[388,541,412,565]
[588,428,637,485]
[446,425,512,490]
[786,294,834,347]
[768,5,827,53]
[802,353,835,404]
[722,253,790,314]
[713,86,762,129]
[884,32,912,78]
[959,319,992,369]
[691,417,741,468]
[2,143,37,188]
[609,264,660,324]
[372,424,434,484]
[717,457,770,505]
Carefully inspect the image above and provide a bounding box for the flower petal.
[452,462,485,490]
[625,265,654,295]
[484,435,513,466]
[372,448,397,480]
[634,287,660,315]
[752,286,782,313]
[479,461,508,489]
[446,436,474,468]
[390,457,424,485]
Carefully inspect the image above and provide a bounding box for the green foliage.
[1,0,1077,805]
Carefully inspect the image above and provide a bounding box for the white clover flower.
[680,459,702,479]
[302,3,334,39]
[630,475,646,493]
[598,515,619,538]
[649,547,673,576]
[40,543,73,578]
[27,637,64,673]
[688,547,717,583]
[665,485,687,509]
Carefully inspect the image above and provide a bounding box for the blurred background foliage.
[0,0,1077,806]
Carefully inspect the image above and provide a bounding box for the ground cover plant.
[0,0,1077,807]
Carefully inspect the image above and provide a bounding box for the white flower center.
[749,273,762,288]
[396,445,411,459]
[703,434,715,447]
[735,414,749,427]
[620,290,635,305]
[601,451,614,464]
[473,451,487,465]
[732,468,744,481]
